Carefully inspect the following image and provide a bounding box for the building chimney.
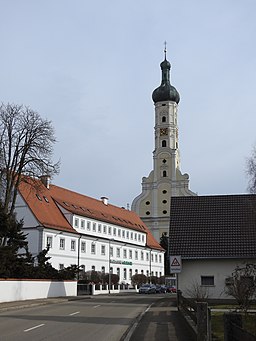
[101,196,109,205]
[40,175,50,189]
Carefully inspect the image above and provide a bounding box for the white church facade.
[132,51,196,242]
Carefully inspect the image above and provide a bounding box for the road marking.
[24,324,45,332]
[93,305,101,308]
[69,311,80,316]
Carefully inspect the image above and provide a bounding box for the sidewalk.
[126,297,194,341]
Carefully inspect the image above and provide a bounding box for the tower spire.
[164,41,167,60]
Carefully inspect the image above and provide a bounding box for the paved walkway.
[127,297,194,341]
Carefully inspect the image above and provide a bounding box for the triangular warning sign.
[171,257,180,266]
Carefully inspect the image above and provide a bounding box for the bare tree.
[246,146,256,193]
[185,280,210,301]
[225,264,256,311]
[0,103,59,216]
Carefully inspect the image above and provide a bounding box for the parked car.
[166,286,177,293]
[138,284,156,294]
[155,285,167,293]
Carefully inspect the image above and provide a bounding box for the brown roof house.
[169,194,256,299]
[15,176,165,285]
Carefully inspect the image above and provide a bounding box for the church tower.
[132,49,196,242]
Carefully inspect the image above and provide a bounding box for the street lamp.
[77,234,82,280]
[108,238,114,294]
[149,248,152,284]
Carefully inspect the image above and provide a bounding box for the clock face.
[160,128,168,136]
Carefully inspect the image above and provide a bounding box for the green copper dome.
[152,56,180,104]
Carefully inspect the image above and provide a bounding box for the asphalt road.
[0,294,167,341]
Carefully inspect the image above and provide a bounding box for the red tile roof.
[18,177,163,250]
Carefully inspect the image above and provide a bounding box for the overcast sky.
[1,0,256,207]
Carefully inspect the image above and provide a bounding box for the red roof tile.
[18,177,163,250]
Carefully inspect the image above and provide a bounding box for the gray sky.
[1,0,256,207]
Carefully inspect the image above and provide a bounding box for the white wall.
[0,279,77,303]
[178,258,256,300]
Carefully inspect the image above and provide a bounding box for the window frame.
[201,276,215,286]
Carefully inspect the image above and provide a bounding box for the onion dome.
[152,52,180,104]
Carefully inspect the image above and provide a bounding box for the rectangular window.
[134,233,137,241]
[81,241,86,252]
[117,248,120,257]
[118,229,121,237]
[108,226,111,235]
[71,240,76,251]
[126,231,129,239]
[91,243,96,254]
[87,221,91,231]
[155,254,158,263]
[93,222,96,232]
[123,249,127,258]
[123,268,127,280]
[131,232,133,240]
[129,269,132,279]
[74,218,79,228]
[81,220,85,229]
[59,238,65,250]
[135,251,138,260]
[59,264,64,270]
[146,252,149,261]
[159,255,162,263]
[129,250,132,259]
[122,230,125,238]
[103,225,107,233]
[98,224,102,233]
[46,236,53,248]
[110,246,113,257]
[117,268,120,277]
[138,234,141,242]
[142,235,145,242]
[201,276,214,286]
[113,228,116,236]
[101,245,106,255]
[141,251,144,260]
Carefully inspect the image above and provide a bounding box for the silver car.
[138,284,156,294]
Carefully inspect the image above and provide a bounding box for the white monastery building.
[132,50,196,242]
[15,176,165,284]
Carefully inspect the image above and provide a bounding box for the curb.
[120,303,153,341]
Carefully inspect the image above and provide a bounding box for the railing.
[177,290,211,341]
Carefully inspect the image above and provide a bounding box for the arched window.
[163,171,167,177]
[162,116,166,122]
[162,140,167,147]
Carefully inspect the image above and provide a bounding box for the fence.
[177,290,211,341]
[77,283,138,295]
[223,313,256,341]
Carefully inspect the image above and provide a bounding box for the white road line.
[24,324,45,332]
[69,311,80,316]
[93,305,101,308]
